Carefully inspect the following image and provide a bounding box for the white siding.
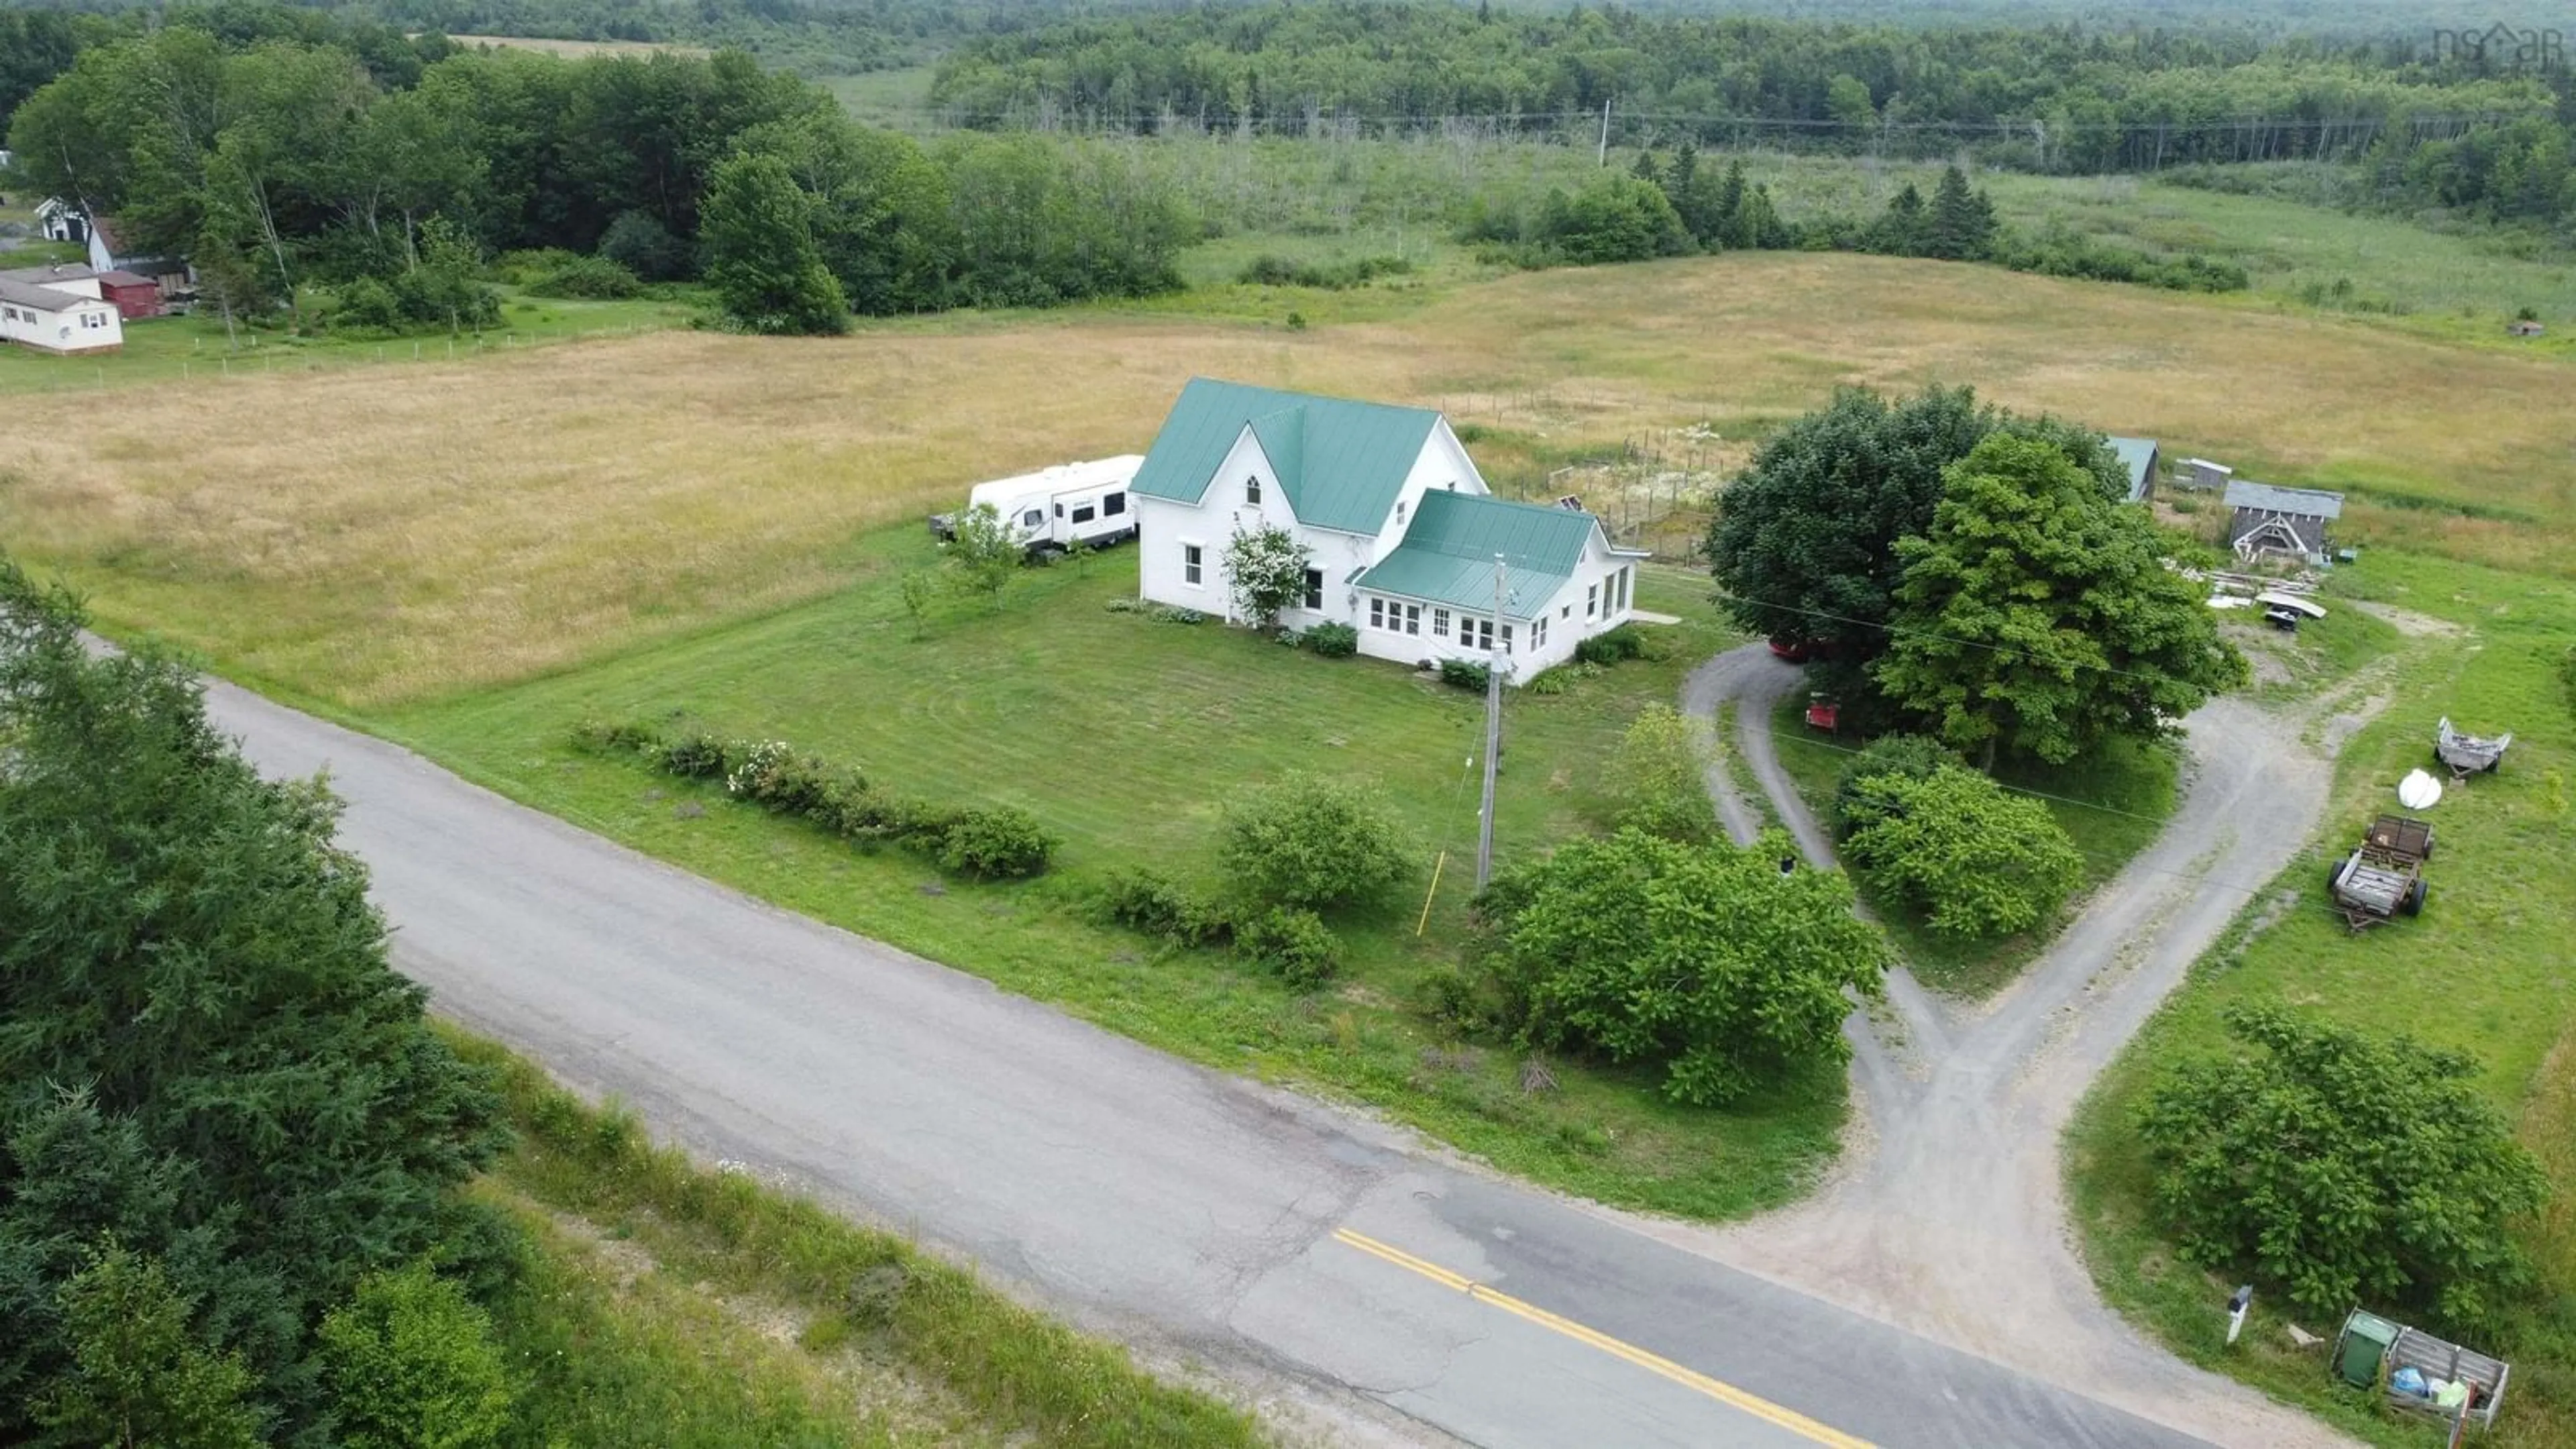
[0,292,121,354]
[1363,420,1492,558]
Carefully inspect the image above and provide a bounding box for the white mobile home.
[0,266,123,355]
[1127,378,1647,682]
[932,455,1144,556]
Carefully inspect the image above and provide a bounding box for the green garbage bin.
[2336,1311,2400,1389]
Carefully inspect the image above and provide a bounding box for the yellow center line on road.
[1329,1226,1876,1449]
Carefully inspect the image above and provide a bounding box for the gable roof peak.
[1128,378,1447,533]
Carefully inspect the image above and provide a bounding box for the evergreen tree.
[1629,149,1661,187]
[1926,164,1998,260]
[701,150,853,335]
[1713,159,1750,247]
[1870,181,1930,256]
[0,561,509,1438]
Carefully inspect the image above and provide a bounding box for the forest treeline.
[5,9,1190,326]
[926,2,2576,235]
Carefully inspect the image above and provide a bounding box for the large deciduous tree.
[0,560,508,1439]
[2137,1006,2548,1329]
[1476,830,1888,1106]
[1872,433,2246,766]
[700,149,851,335]
[1707,386,2135,715]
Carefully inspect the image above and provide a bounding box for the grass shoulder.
[2065,553,2576,1448]
[376,535,1844,1222]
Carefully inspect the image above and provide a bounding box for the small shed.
[2185,458,2233,492]
[2508,319,2544,339]
[2224,480,2344,565]
[2107,436,2159,503]
[95,269,164,320]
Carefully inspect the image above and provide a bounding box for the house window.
[1586,582,1599,619]
[1432,608,1450,639]
[1303,569,1324,611]
[1560,604,1571,619]
[1464,617,1494,651]
[1613,568,1631,613]
[1395,500,1408,525]
[1401,603,1421,637]
[1103,492,1126,516]
[1245,476,1262,505]
[1532,616,1548,649]
[1368,598,1385,629]
[1501,624,1515,654]
[1182,543,1203,586]
[1071,504,1095,524]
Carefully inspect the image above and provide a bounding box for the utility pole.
[1475,555,1506,888]
[1597,98,1612,167]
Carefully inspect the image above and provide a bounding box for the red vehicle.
[1768,635,1815,662]
[1804,696,1840,732]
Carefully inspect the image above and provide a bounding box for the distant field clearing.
[3,252,2567,708]
[441,34,712,59]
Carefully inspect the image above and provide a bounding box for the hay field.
[4,252,2569,707]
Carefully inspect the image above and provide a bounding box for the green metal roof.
[1350,490,1601,621]
[2107,436,2157,502]
[1127,378,1442,535]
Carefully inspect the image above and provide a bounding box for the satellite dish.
[2397,769,2443,811]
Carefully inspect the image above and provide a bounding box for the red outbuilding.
[95,269,164,321]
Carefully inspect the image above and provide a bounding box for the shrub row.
[573,718,1056,879]
[1236,253,1413,289]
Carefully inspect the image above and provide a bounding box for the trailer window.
[1071,505,1095,524]
[1103,492,1126,516]
[1020,508,1044,529]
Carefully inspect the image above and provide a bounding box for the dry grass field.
[4,251,2569,707]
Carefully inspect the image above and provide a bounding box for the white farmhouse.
[1129,378,1648,682]
[0,264,123,355]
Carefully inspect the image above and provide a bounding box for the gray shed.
[2107,436,2159,503]
[2224,480,2344,564]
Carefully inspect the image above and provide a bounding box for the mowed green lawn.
[382,527,1853,1220]
[2068,553,2576,1448]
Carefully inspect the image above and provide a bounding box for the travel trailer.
[930,455,1144,557]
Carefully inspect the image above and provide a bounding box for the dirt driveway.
[1680,641,2367,1449]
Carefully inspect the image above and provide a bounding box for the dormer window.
[1395,500,1408,525]
[1245,476,1262,505]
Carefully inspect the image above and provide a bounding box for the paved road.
[207,674,2225,1449]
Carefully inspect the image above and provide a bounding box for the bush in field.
[1438,658,1489,692]
[1475,828,1888,1106]
[1839,765,2082,937]
[1220,773,1415,912]
[935,806,1057,879]
[1574,623,1646,665]
[1303,622,1358,657]
[1233,906,1339,989]
[526,253,642,299]
[2137,1006,2548,1328]
[1829,733,1960,839]
[318,1263,514,1449]
[655,729,729,780]
[1601,704,1716,843]
[1094,868,1233,947]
